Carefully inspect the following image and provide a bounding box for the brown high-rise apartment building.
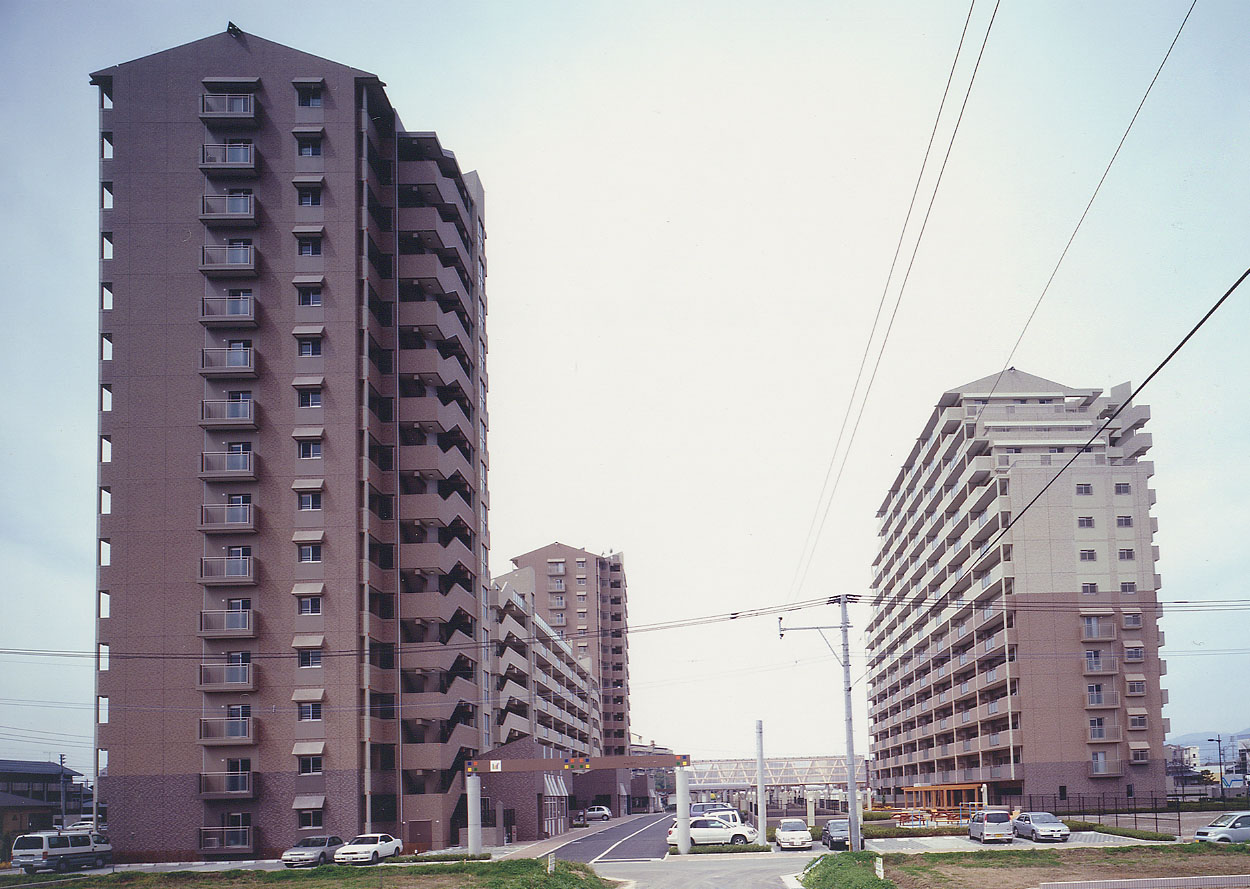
[509,545,631,756]
[91,28,489,856]
[866,370,1168,807]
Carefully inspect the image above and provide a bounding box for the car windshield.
[780,820,807,831]
[986,812,1011,823]
[295,838,326,847]
[1208,814,1236,827]
[350,835,379,844]
[1032,813,1061,823]
[827,820,849,830]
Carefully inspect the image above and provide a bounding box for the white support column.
[756,720,767,843]
[467,773,482,855]
[674,767,691,853]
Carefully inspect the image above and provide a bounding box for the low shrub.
[394,851,492,862]
[670,843,772,854]
[1062,820,1177,842]
[801,850,896,889]
[862,824,967,839]
[861,811,896,822]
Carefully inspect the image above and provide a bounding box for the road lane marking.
[592,814,673,863]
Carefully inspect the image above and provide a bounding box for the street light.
[1208,735,1226,804]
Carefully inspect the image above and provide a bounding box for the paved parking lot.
[867,830,1170,854]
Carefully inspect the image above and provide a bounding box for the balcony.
[200,295,256,327]
[198,771,255,799]
[1089,758,1124,778]
[199,556,255,586]
[1087,725,1123,743]
[199,93,257,128]
[1083,656,1119,675]
[200,451,256,481]
[198,662,255,692]
[200,400,256,430]
[199,609,255,638]
[1082,625,1117,642]
[200,245,257,277]
[1084,690,1120,709]
[199,826,255,855]
[200,143,257,178]
[200,347,256,379]
[198,717,255,745]
[200,193,257,228]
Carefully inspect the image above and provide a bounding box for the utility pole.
[778,595,863,852]
[1209,734,1226,804]
[756,720,767,842]
[59,754,68,827]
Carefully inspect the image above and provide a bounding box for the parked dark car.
[821,818,850,849]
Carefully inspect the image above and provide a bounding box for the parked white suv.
[12,831,113,874]
[1195,812,1250,843]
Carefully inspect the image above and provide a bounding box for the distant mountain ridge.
[1166,727,1250,761]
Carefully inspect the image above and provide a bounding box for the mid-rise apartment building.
[867,370,1168,806]
[488,568,602,757]
[510,544,631,756]
[91,28,489,856]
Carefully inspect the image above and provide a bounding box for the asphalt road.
[551,813,674,862]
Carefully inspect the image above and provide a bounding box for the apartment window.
[297,337,322,356]
[101,181,114,210]
[298,492,322,511]
[1131,748,1150,763]
[298,810,323,829]
[297,137,322,157]
[1127,680,1146,696]
[1079,550,1097,562]
[298,650,323,668]
[299,389,322,408]
[100,436,112,463]
[576,576,586,586]
[1081,583,1099,595]
[1123,613,1143,629]
[1124,647,1144,662]
[1082,617,1102,637]
[1129,714,1148,729]
[297,702,322,721]
[298,756,323,775]
[298,287,322,306]
[298,440,322,459]
[298,187,322,206]
[1076,484,1093,495]
[1078,516,1095,528]
[101,232,114,259]
[548,560,566,576]
[298,237,322,256]
[101,283,113,310]
[1116,515,1134,528]
[298,544,322,563]
[1089,717,1106,739]
[1118,549,1136,561]
[296,86,322,107]
[1114,483,1132,494]
[101,132,114,159]
[1049,447,1065,454]
[298,596,322,615]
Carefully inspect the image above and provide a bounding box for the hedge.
[670,842,772,854]
[801,851,896,889]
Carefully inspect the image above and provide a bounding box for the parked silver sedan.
[1012,812,1070,842]
[281,835,346,867]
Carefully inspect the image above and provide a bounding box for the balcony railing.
[200,451,255,480]
[200,93,256,126]
[198,771,255,798]
[200,245,256,277]
[1088,725,1123,742]
[200,295,256,326]
[200,347,256,378]
[198,716,254,744]
[199,826,254,853]
[1083,656,1119,675]
[198,662,254,691]
[1085,690,1120,709]
[200,193,257,227]
[1081,626,1117,642]
[200,399,256,429]
[200,143,256,176]
[1089,758,1124,777]
[199,502,255,532]
[199,609,254,638]
[199,556,255,585]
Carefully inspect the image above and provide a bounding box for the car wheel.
[318,853,327,866]
[23,869,36,876]
[94,856,106,869]
[1216,838,1232,843]
[731,835,747,845]
[370,851,379,864]
[55,860,69,874]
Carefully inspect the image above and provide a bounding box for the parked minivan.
[968,810,1014,843]
[11,830,113,873]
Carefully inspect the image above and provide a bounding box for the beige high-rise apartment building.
[91,28,489,857]
[866,370,1168,807]
[510,545,631,756]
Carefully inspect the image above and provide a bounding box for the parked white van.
[11,830,113,873]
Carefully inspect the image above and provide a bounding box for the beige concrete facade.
[867,369,1168,806]
[510,544,631,756]
[488,568,602,757]
[92,29,489,857]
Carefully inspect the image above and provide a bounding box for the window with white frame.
[1116,515,1133,527]
[1115,483,1132,494]
[1118,549,1135,561]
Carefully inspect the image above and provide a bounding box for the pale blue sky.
[1,0,1247,774]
